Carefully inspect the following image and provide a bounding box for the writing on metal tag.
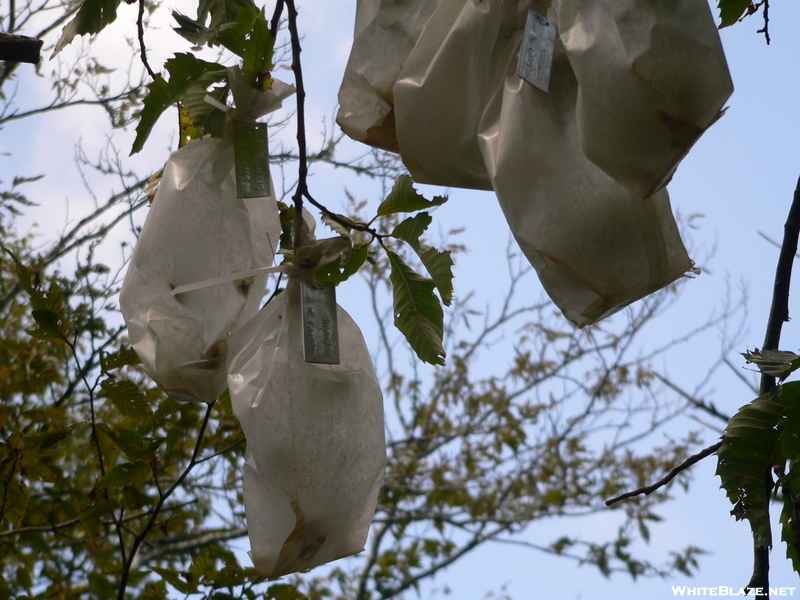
[517,9,557,93]
[301,281,340,364]
[233,122,270,198]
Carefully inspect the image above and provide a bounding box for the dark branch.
[270,0,285,38]
[137,0,156,80]
[605,441,722,506]
[746,175,800,593]
[757,0,770,45]
[0,32,42,63]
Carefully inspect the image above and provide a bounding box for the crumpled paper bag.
[391,0,500,190]
[477,0,693,326]
[336,0,440,152]
[558,0,733,197]
[226,276,386,577]
[120,79,293,402]
[337,0,713,326]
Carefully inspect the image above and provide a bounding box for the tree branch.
[0,32,42,63]
[747,175,800,594]
[137,0,156,80]
[605,442,722,506]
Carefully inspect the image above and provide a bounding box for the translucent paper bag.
[558,0,733,197]
[120,78,293,402]
[390,0,509,190]
[477,1,693,326]
[226,277,386,577]
[336,0,440,152]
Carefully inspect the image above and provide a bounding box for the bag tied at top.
[120,77,294,402]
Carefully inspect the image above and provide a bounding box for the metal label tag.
[301,281,340,364]
[233,122,271,198]
[517,9,557,93]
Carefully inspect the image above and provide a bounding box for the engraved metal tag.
[301,281,340,364]
[233,122,271,198]
[517,9,557,93]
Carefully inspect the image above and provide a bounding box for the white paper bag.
[558,0,733,197]
[477,0,693,326]
[336,0,440,152]
[120,132,281,402]
[227,277,386,577]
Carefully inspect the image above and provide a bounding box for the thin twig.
[117,401,217,599]
[282,0,381,247]
[652,372,731,423]
[137,0,156,80]
[757,0,770,45]
[605,442,722,506]
[284,0,306,252]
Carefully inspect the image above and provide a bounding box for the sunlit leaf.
[743,348,800,382]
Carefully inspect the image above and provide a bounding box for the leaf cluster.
[716,352,800,572]
[132,0,276,154]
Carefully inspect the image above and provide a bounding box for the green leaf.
[742,348,800,382]
[97,424,158,462]
[266,584,307,600]
[53,0,123,55]
[132,54,227,154]
[1,481,30,527]
[718,0,752,27]
[190,554,215,583]
[240,9,274,89]
[79,497,117,526]
[316,243,370,285]
[152,567,196,594]
[100,377,153,421]
[392,213,432,251]
[100,346,141,372]
[716,382,800,547]
[391,214,454,306]
[420,247,454,307]
[321,213,356,237]
[377,176,447,217]
[179,69,229,140]
[218,389,233,416]
[88,573,117,599]
[137,580,168,600]
[96,462,151,488]
[173,0,256,54]
[386,249,445,366]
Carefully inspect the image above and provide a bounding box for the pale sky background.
[5,1,800,598]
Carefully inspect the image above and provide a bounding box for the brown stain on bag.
[658,109,702,150]
[270,500,327,577]
[197,339,227,370]
[234,276,255,296]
